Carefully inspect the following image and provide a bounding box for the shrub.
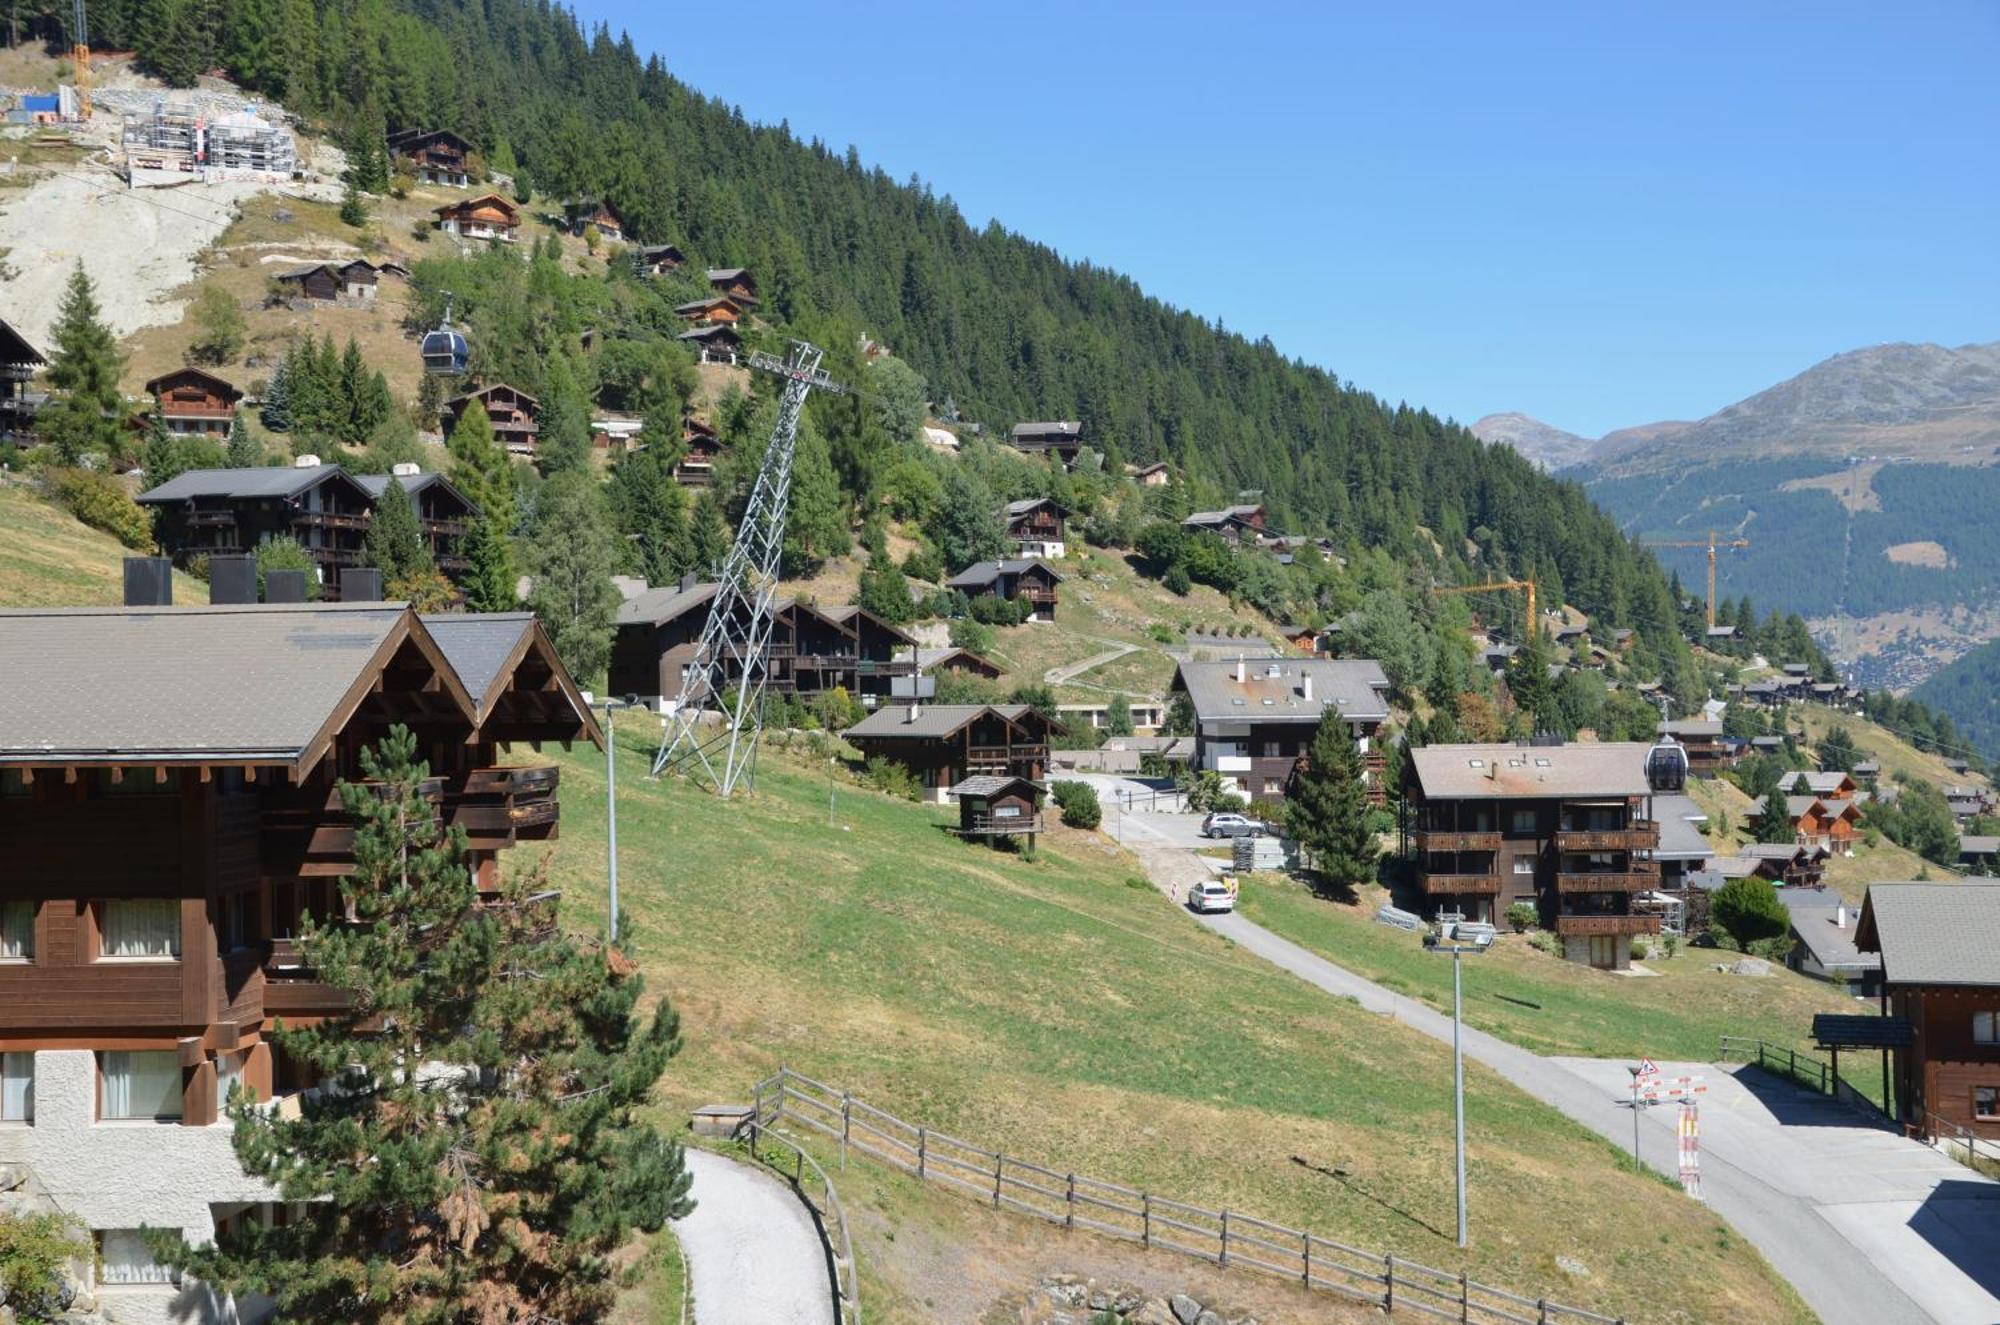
[1710,876,1789,950]
[1051,780,1101,830]
[968,593,1031,626]
[42,466,152,549]
[862,756,922,801]
[1505,901,1539,933]
[1138,752,1170,778]
[0,1209,82,1322]
[811,686,863,734]
[1213,791,1248,814]
[1528,929,1564,957]
[1629,937,1651,961]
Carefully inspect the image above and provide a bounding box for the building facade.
[944,559,1062,622]
[844,704,1057,802]
[145,368,243,438]
[1170,657,1390,804]
[433,193,519,242]
[1003,497,1068,559]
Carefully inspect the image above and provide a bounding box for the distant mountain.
[1913,637,2000,761]
[1469,412,1598,471]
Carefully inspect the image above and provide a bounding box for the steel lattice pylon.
[651,340,846,795]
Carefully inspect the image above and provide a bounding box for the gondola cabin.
[421,324,470,376]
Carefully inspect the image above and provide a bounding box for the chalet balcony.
[1419,871,1503,895]
[292,510,370,532]
[186,509,239,528]
[261,938,350,1017]
[1414,829,1501,852]
[423,518,470,539]
[450,764,561,851]
[263,776,447,877]
[0,363,34,382]
[1555,861,1659,892]
[957,811,1044,836]
[1554,914,1662,937]
[968,743,1046,771]
[1554,821,1659,851]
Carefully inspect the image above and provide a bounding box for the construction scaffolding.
[121,101,296,185]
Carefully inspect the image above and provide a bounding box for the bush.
[968,593,1031,626]
[1528,929,1564,957]
[1505,901,1539,933]
[1051,780,1101,830]
[0,1209,81,1322]
[811,686,863,734]
[1629,937,1650,961]
[862,756,923,801]
[42,467,152,549]
[1710,876,1789,950]
[1138,752,1170,778]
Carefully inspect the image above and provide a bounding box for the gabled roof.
[1004,496,1069,519]
[898,646,1003,677]
[422,611,601,745]
[435,192,519,218]
[615,578,720,628]
[1658,719,1723,738]
[1777,889,1880,975]
[949,774,1042,800]
[1651,793,1714,862]
[845,703,1053,742]
[388,127,471,152]
[678,324,741,343]
[1739,841,1830,862]
[1407,741,1652,800]
[1182,504,1264,528]
[675,295,743,315]
[448,382,539,410]
[638,243,686,260]
[1958,835,2000,856]
[144,366,243,401]
[353,471,479,517]
[1777,770,1856,797]
[945,558,1065,589]
[0,603,474,776]
[0,316,43,366]
[706,267,751,282]
[1010,420,1081,440]
[1856,883,2000,987]
[1174,657,1390,727]
[137,463,371,505]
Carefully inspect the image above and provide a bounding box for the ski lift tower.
[651,340,846,796]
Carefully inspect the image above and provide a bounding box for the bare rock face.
[1470,412,1599,472]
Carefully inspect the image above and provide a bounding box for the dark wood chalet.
[0,597,597,1303]
[355,471,477,574]
[843,704,1059,802]
[1003,497,1068,559]
[705,267,759,306]
[944,558,1063,622]
[1404,742,1668,969]
[1658,719,1729,777]
[1172,657,1392,806]
[145,368,243,438]
[433,193,519,242]
[388,128,472,187]
[275,261,379,303]
[950,774,1044,848]
[1007,421,1083,465]
[1852,883,2000,1142]
[0,316,44,447]
[674,296,745,327]
[636,243,686,276]
[1181,504,1267,541]
[678,323,742,364]
[565,199,625,243]
[445,384,539,456]
[675,417,724,486]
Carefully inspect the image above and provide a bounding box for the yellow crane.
[72,0,91,121]
[1436,578,1539,639]
[1642,530,1750,629]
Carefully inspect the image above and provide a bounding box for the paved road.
[1044,638,1140,686]
[676,1148,837,1325]
[1110,805,2000,1325]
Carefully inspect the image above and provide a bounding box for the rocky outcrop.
[1006,1274,1260,1325]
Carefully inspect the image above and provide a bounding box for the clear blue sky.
[571,1,1997,438]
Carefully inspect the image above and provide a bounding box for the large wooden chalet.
[445,384,539,456]
[674,296,746,327]
[564,199,625,243]
[705,267,758,306]
[675,417,724,486]
[1181,504,1267,542]
[388,128,472,187]
[0,316,45,447]
[678,323,742,364]
[0,593,597,1322]
[145,368,243,438]
[1658,719,1729,777]
[635,243,686,276]
[354,471,478,574]
[844,703,1059,803]
[945,559,1062,622]
[1404,741,1667,969]
[1007,421,1083,465]
[1003,497,1068,559]
[1171,657,1391,805]
[433,193,519,242]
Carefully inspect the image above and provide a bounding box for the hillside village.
[0,17,1996,1325]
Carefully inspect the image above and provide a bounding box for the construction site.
[117,97,297,187]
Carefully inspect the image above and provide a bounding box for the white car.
[1187,879,1237,914]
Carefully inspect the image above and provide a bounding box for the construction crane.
[1641,530,1750,629]
[652,340,847,797]
[1436,578,1540,639]
[71,0,90,121]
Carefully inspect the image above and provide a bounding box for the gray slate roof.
[138,464,360,504]
[616,580,720,627]
[353,471,466,504]
[1959,835,2000,856]
[423,612,533,708]
[1778,889,1880,975]
[1010,421,1081,439]
[1858,883,2000,987]
[846,703,1039,741]
[1409,741,1654,800]
[0,603,408,764]
[1175,657,1389,726]
[1652,793,1714,862]
[1659,719,1723,738]
[945,559,1063,589]
[949,774,1042,799]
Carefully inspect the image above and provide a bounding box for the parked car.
[1201,812,1262,839]
[1187,879,1237,913]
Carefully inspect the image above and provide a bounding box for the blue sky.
[571,2,1998,438]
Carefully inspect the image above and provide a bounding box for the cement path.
[675,1148,837,1325]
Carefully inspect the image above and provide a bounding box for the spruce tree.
[782,415,849,576]
[525,470,620,683]
[535,357,594,475]
[460,514,518,612]
[39,263,127,464]
[445,399,517,535]
[226,414,261,468]
[365,479,432,584]
[260,354,292,432]
[155,727,690,1320]
[686,490,731,575]
[1286,708,1379,889]
[605,443,688,585]
[857,552,912,624]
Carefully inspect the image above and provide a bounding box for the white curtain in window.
[102,1051,183,1121]
[102,900,180,958]
[98,1229,172,1284]
[0,899,31,958]
[1,1052,31,1122]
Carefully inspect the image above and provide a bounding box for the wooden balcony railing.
[452,764,561,850]
[292,511,370,531]
[958,812,1044,836]
[1556,867,1658,893]
[263,777,447,876]
[1414,829,1501,852]
[1555,914,1662,937]
[1554,821,1659,851]
[1419,872,1503,895]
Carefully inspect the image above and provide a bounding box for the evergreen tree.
[931,466,1008,571]
[1738,757,1798,845]
[460,514,518,612]
[686,491,731,575]
[1286,708,1378,889]
[605,443,688,585]
[226,413,262,467]
[1818,724,1861,775]
[38,263,127,463]
[1106,692,1135,737]
[260,354,292,432]
[856,552,912,624]
[446,399,517,535]
[365,479,432,583]
[339,180,369,228]
[526,471,620,683]
[1504,631,1559,733]
[155,727,690,1319]
[782,415,848,575]
[535,357,593,475]
[868,354,926,445]
[1709,876,1789,951]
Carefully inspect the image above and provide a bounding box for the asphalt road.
[1111,802,2000,1325]
[676,1148,837,1325]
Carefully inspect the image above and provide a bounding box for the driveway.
[676,1148,837,1325]
[1110,801,2000,1325]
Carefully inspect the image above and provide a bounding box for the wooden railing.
[750,1073,861,1325]
[1413,829,1501,852]
[1553,914,1661,937]
[1717,1037,1831,1094]
[1555,870,1657,893]
[1419,872,1503,895]
[752,1067,1629,1325]
[1554,823,1660,852]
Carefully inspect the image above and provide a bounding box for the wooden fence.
[743,1089,861,1325]
[1717,1036,1831,1094]
[752,1067,1628,1325]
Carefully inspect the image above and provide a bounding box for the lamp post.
[603,694,640,943]
[1423,920,1492,1248]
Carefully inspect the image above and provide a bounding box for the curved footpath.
[675,1147,837,1325]
[1108,801,2000,1325]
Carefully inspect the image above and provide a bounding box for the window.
[100,900,180,959]
[0,899,32,959]
[97,1229,174,1285]
[1263,778,1283,795]
[1512,858,1536,875]
[215,1052,245,1111]
[1974,1086,2000,1121]
[100,1051,183,1121]
[1975,1011,1998,1046]
[1510,809,1538,835]
[2,1052,31,1123]
[221,892,256,953]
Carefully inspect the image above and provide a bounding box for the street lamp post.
[603,694,640,943]
[1423,921,1492,1248]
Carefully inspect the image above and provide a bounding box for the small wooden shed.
[949,774,1044,849]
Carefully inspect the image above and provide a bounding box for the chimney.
[122,556,173,607]
[265,569,308,604]
[680,572,698,593]
[1835,903,1848,930]
[390,461,421,477]
[340,567,383,603]
[906,703,920,723]
[1303,673,1314,702]
[1235,658,1246,684]
[208,554,256,605]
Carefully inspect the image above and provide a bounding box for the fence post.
[917,1127,927,1180]
[1220,1210,1229,1267]
[840,1093,851,1172]
[1537,1299,1549,1325]
[1384,1255,1395,1312]
[1302,1231,1312,1286]
[992,1154,1003,1208]
[1142,1193,1151,1248]
[1065,1174,1076,1229]
[1460,1270,1470,1323]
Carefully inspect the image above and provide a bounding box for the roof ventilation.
[390,461,421,477]
[1302,673,1314,702]
[1265,663,1282,679]
[208,554,256,605]
[293,454,322,468]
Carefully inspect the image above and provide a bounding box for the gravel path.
[675,1148,836,1325]
[1043,637,1140,686]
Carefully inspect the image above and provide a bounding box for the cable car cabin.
[421,325,469,376]
[1646,738,1689,793]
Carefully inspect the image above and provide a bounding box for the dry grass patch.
[0,480,202,607]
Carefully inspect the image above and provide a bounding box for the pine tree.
[260,354,292,432]
[606,443,688,585]
[460,514,518,612]
[446,399,518,535]
[535,357,593,475]
[526,471,620,683]
[687,490,731,575]
[856,552,912,624]
[1286,708,1378,889]
[38,263,127,464]
[155,727,690,1319]
[339,180,369,228]
[226,414,261,467]
[1106,692,1135,737]
[365,479,431,584]
[782,414,848,576]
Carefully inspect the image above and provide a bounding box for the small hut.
[949,775,1044,850]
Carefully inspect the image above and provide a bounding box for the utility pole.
[1424,924,1491,1247]
[603,695,639,942]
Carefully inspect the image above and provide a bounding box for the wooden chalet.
[635,243,686,276]
[1849,883,2000,1142]
[0,597,597,1316]
[674,295,746,327]
[1657,719,1729,777]
[675,417,724,486]
[354,470,477,574]
[433,192,520,242]
[1734,841,1831,888]
[274,260,379,303]
[1281,623,1321,654]
[843,704,1059,803]
[1174,657,1391,806]
[678,322,742,364]
[1002,497,1068,559]
[444,384,539,456]
[705,267,759,306]
[0,316,45,447]
[388,128,472,187]
[944,558,1063,622]
[1404,741,1668,969]
[1007,421,1083,465]
[1181,504,1267,541]
[949,774,1045,848]
[1130,460,1169,487]
[144,367,243,438]
[564,199,625,243]
[898,646,1005,682]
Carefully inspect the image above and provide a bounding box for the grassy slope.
[0,479,203,607]
[537,732,1808,1325]
[1794,703,1990,793]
